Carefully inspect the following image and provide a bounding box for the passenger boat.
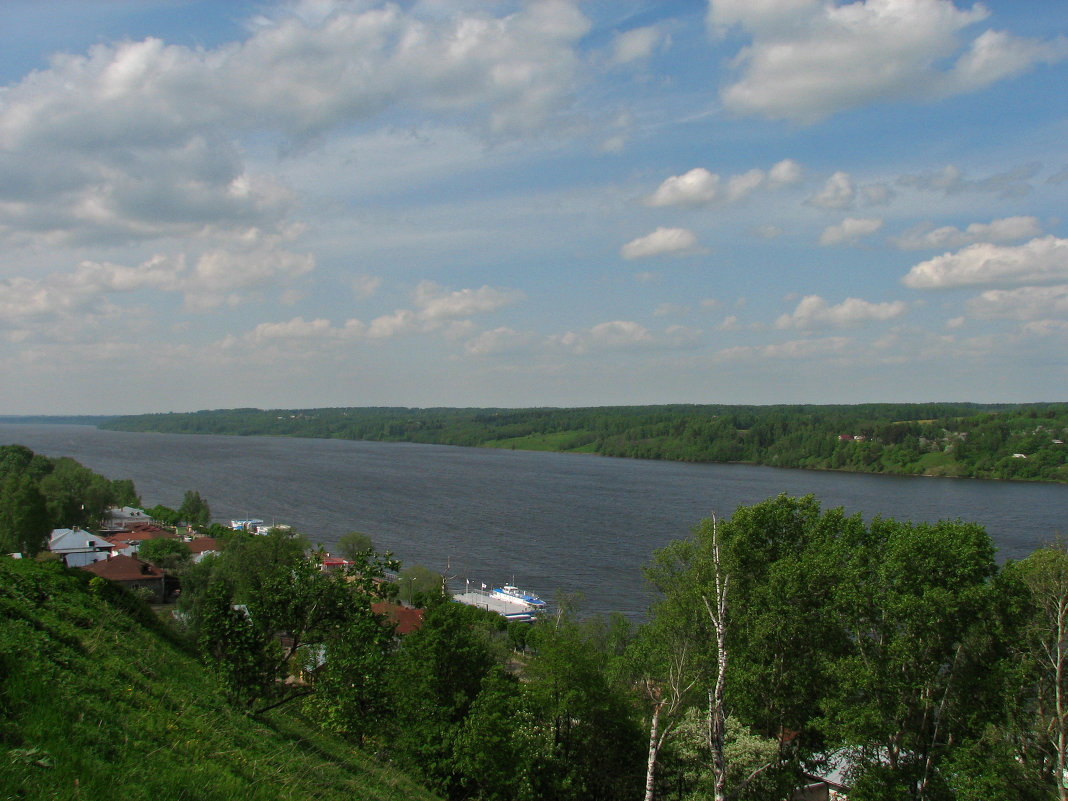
[492,584,547,609]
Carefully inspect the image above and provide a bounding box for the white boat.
[492,584,547,609]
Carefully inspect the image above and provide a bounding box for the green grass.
[0,558,439,801]
[914,451,966,477]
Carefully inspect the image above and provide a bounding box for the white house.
[48,528,117,567]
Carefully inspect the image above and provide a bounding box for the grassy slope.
[0,558,438,801]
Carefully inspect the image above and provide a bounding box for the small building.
[230,518,265,532]
[187,537,220,563]
[81,554,179,603]
[106,522,178,556]
[102,506,149,530]
[48,528,117,568]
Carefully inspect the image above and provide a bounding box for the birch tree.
[1008,541,1068,799]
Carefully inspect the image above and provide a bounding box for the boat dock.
[453,586,541,623]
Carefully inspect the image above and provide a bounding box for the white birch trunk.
[701,514,730,801]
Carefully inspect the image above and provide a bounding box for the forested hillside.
[6,494,1068,800]
[0,557,439,801]
[103,402,1068,482]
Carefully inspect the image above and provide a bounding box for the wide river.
[4,423,1068,619]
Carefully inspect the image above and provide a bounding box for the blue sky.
[0,0,1065,414]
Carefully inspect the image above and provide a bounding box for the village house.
[186,536,220,563]
[100,506,150,532]
[106,522,179,555]
[81,554,179,604]
[48,527,117,567]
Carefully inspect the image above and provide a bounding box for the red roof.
[118,523,177,541]
[187,537,219,554]
[82,554,163,581]
[371,602,425,635]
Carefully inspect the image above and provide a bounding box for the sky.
[0,0,1066,415]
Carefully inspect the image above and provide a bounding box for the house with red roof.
[82,554,179,603]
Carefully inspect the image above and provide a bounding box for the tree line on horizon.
[102,402,1068,482]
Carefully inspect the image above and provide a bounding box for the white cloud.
[621,227,699,260]
[944,29,1068,95]
[819,217,883,246]
[654,303,690,318]
[646,168,720,207]
[859,183,894,206]
[0,237,317,320]
[0,2,591,251]
[600,134,626,154]
[776,294,906,329]
[248,316,346,342]
[750,224,782,239]
[897,162,1042,199]
[608,25,668,66]
[966,284,1068,322]
[556,320,654,353]
[464,326,535,355]
[902,236,1068,289]
[367,309,419,339]
[352,275,382,299]
[710,0,1065,122]
[646,159,802,208]
[807,171,855,209]
[715,335,853,361]
[184,245,315,310]
[893,216,1042,250]
[768,158,803,186]
[727,168,766,202]
[413,281,524,322]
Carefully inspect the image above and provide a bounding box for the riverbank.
[100,403,1068,484]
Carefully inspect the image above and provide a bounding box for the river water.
[4,423,1067,619]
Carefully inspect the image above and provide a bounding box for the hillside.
[102,402,1068,482]
[0,557,439,801]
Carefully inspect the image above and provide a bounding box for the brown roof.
[82,554,163,581]
[187,537,219,554]
[371,602,425,635]
[118,523,177,541]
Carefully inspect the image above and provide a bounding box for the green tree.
[1000,541,1068,798]
[451,667,529,801]
[178,490,211,527]
[145,504,181,527]
[190,528,398,718]
[109,479,141,508]
[0,471,51,556]
[303,601,397,744]
[398,563,444,606]
[387,597,497,798]
[137,538,191,570]
[823,517,998,799]
[337,530,373,560]
[519,616,645,801]
[645,496,850,799]
[38,457,114,528]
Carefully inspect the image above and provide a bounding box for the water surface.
[5,423,1066,619]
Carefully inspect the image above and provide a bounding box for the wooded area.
[103,402,1068,482]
